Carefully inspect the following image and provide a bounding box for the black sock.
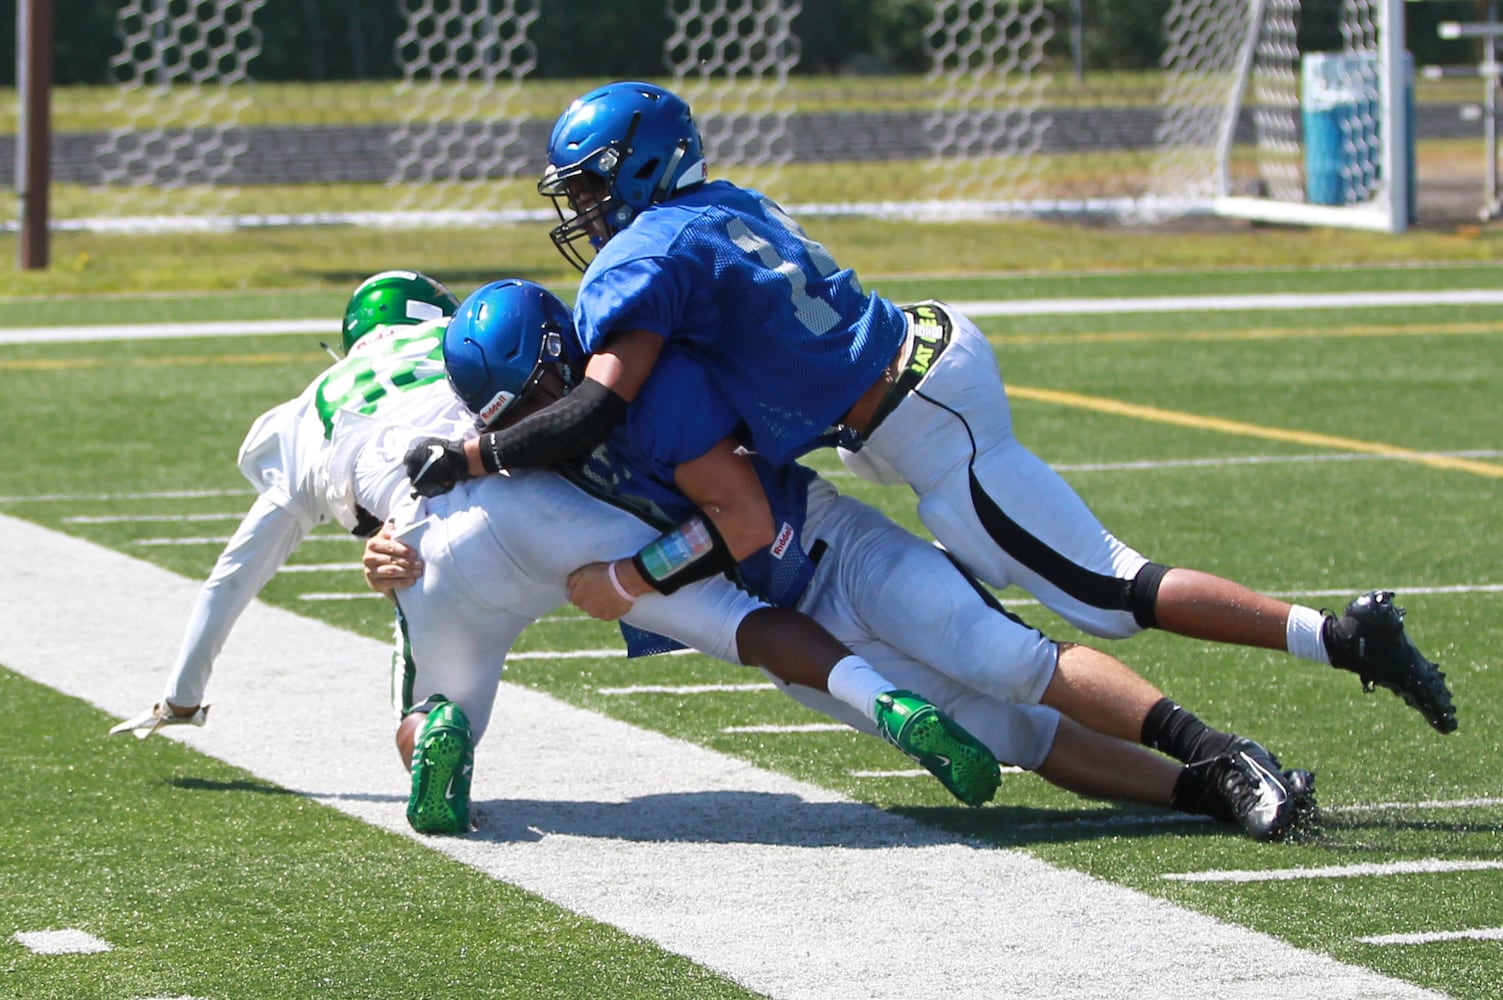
[1141,697,1238,763]
[1170,759,1229,820]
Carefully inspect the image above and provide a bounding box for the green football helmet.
[341,270,462,353]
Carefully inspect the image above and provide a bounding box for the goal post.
[1150,0,1412,233]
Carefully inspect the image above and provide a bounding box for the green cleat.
[407,699,474,835]
[875,690,1001,807]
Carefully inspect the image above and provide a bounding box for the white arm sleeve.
[160,495,312,707]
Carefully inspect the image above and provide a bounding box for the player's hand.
[567,561,634,621]
[405,437,471,497]
[364,522,423,593]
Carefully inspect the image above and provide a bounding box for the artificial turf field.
[1,259,1499,999]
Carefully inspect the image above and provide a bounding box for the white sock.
[1285,605,1331,665]
[826,655,896,725]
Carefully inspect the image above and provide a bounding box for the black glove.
[405,437,472,497]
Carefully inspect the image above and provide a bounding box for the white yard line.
[0,512,1449,1000]
[1360,928,1503,947]
[4,290,1503,347]
[1163,859,1503,883]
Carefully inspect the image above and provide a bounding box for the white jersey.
[162,320,474,707]
[391,472,766,744]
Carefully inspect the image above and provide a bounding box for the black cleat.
[1179,751,1298,842]
[1224,737,1317,824]
[1326,591,1457,734]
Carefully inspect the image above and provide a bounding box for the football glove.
[404,437,472,498]
[108,703,209,740]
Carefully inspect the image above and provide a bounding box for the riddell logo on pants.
[770,523,795,559]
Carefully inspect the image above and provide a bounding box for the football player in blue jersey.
[404,80,1454,737]
[383,278,1317,841]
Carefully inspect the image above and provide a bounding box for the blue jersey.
[573,180,907,466]
[578,349,822,611]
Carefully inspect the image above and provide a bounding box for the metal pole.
[1486,0,1500,219]
[17,0,55,271]
[1378,0,1409,232]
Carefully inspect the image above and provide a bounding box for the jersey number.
[312,329,443,438]
[725,202,844,335]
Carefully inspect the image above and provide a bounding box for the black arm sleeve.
[477,378,628,473]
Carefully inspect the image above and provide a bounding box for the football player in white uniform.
[114,273,1002,835]
[110,270,469,738]
[373,280,1314,841]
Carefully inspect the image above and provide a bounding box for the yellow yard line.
[991,319,1503,346]
[1010,385,1503,479]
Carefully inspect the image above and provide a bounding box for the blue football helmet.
[442,279,580,430]
[341,270,461,354]
[538,81,708,270]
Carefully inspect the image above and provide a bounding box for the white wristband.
[607,562,636,604]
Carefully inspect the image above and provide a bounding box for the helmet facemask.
[539,87,706,272]
[540,159,623,273]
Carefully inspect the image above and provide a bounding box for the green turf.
[2,257,1500,998]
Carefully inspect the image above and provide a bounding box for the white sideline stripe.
[598,683,779,695]
[3,290,1501,345]
[12,929,112,955]
[1360,928,1503,946]
[1163,859,1503,883]
[0,513,1448,1000]
[953,288,1503,317]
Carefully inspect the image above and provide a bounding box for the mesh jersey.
[578,349,822,610]
[236,318,472,532]
[573,180,907,466]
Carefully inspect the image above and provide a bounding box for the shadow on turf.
[461,790,1223,848]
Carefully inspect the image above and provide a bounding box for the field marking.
[1049,449,1503,473]
[991,319,1503,348]
[955,289,1503,317]
[724,723,852,734]
[2,289,1501,348]
[1163,859,1503,883]
[599,682,778,695]
[12,930,113,955]
[0,351,316,372]
[0,512,1447,1000]
[4,448,1502,509]
[1360,928,1503,947]
[133,534,355,547]
[1011,386,1503,480]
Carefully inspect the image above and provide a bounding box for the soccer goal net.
[27,0,1411,233]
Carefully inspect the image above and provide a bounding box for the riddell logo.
[477,391,514,427]
[770,522,795,559]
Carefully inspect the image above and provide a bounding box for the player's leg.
[857,307,1453,732]
[389,499,532,834]
[623,571,1001,808]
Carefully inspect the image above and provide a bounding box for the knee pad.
[1129,562,1171,629]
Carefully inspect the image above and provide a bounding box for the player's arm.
[110,495,310,737]
[568,437,775,619]
[408,329,664,495]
